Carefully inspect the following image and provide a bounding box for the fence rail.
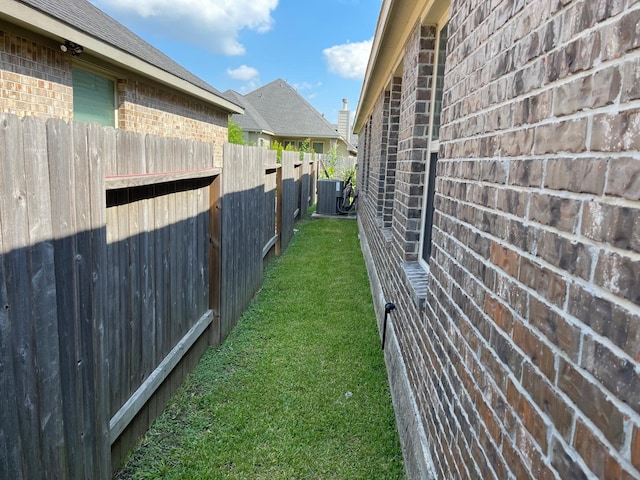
[0,114,316,479]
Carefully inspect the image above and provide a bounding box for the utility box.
[317,179,344,215]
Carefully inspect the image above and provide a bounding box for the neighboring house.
[0,0,242,160]
[225,78,356,157]
[355,1,640,480]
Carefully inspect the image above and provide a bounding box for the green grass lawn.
[116,213,406,479]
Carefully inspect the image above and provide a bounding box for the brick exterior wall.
[370,88,390,219]
[0,28,228,160]
[117,79,228,161]
[383,77,402,228]
[0,30,73,121]
[357,1,640,479]
[394,24,436,263]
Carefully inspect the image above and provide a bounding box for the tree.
[228,118,246,145]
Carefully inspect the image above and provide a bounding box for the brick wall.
[393,24,436,262]
[357,1,640,479]
[369,88,390,218]
[383,77,402,228]
[117,79,228,161]
[0,28,228,160]
[0,30,73,121]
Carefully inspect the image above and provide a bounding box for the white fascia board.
[0,0,244,114]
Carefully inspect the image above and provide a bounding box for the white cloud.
[293,81,322,92]
[94,0,278,55]
[227,65,259,80]
[323,39,372,80]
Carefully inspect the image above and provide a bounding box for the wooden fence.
[0,114,316,479]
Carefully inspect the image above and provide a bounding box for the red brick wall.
[357,1,640,478]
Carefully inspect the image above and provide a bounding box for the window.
[73,67,115,127]
[312,142,324,154]
[420,19,448,265]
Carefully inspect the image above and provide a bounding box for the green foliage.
[298,138,310,161]
[344,165,357,188]
[319,143,339,179]
[270,140,283,162]
[227,118,246,145]
[115,214,405,480]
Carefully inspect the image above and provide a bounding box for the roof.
[228,79,341,139]
[224,90,274,135]
[3,0,242,113]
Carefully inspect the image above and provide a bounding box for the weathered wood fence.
[0,114,316,479]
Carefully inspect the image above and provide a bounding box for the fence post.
[208,172,222,346]
[309,156,316,206]
[276,164,283,256]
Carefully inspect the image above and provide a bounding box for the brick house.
[0,0,242,160]
[353,0,640,479]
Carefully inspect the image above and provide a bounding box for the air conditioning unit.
[317,179,344,215]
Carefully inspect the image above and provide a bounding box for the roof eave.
[2,0,243,114]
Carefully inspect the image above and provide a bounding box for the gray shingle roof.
[224,90,273,133]
[230,79,340,139]
[15,0,231,101]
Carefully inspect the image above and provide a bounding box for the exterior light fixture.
[60,40,83,56]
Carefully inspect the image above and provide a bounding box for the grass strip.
[116,213,405,479]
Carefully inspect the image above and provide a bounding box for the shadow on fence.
[0,114,316,479]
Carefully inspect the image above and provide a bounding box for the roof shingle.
[229,79,341,138]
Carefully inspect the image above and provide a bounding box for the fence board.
[141,136,155,385]
[116,187,131,413]
[24,116,69,479]
[87,123,111,478]
[0,224,21,480]
[73,121,99,477]
[208,173,222,345]
[263,166,277,257]
[280,151,297,251]
[0,113,39,480]
[300,155,310,217]
[48,118,85,479]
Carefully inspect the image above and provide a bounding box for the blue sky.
[89,0,381,124]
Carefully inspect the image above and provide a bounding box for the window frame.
[312,141,324,154]
[72,62,118,127]
[418,12,449,269]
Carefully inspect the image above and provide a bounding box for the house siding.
[357,1,640,479]
[0,28,228,159]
